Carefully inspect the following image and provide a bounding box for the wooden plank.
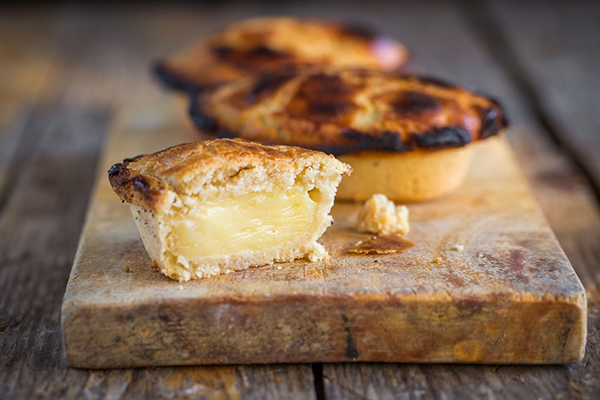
[487,0,600,194]
[0,3,318,399]
[0,6,65,200]
[281,0,600,398]
[61,98,584,367]
[2,2,598,399]
[0,108,29,201]
[0,106,109,398]
[0,5,64,122]
[58,365,315,399]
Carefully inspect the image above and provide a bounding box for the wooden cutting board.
[61,102,587,368]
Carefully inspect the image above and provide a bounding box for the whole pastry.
[155,17,408,94]
[189,67,508,202]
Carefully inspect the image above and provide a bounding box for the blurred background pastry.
[154,16,408,95]
[190,67,507,202]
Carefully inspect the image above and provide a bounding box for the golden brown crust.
[155,17,408,93]
[108,159,169,213]
[190,68,508,155]
[108,138,350,211]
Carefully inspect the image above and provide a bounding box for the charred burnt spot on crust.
[414,75,458,89]
[490,98,509,128]
[287,73,359,124]
[392,91,441,115]
[247,45,291,60]
[377,131,412,151]
[339,22,378,41]
[413,127,472,149]
[212,45,291,60]
[189,95,218,133]
[309,101,354,119]
[245,72,295,105]
[306,73,353,96]
[107,163,159,207]
[123,154,146,163]
[473,95,509,139]
[153,61,204,95]
[108,163,125,179]
[212,45,293,71]
[472,90,509,138]
[313,129,409,155]
[131,175,162,204]
[132,176,152,192]
[212,45,234,59]
[477,107,503,139]
[108,162,131,186]
[316,126,478,155]
[342,129,409,152]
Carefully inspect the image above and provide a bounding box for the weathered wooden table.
[1,0,599,398]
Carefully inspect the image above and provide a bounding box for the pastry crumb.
[450,244,464,252]
[307,243,328,262]
[358,194,409,235]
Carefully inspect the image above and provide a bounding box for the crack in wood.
[341,314,359,360]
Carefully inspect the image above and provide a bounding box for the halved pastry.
[108,138,351,281]
[155,17,408,94]
[189,68,508,202]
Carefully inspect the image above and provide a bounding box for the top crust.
[108,138,351,212]
[190,68,508,155]
[155,17,408,93]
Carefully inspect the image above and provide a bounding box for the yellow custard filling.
[170,185,320,259]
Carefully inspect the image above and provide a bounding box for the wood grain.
[0,6,63,122]
[2,1,600,398]
[487,0,600,195]
[0,3,317,399]
[0,7,64,201]
[294,0,600,398]
[0,107,109,398]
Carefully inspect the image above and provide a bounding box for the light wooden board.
[61,101,587,368]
